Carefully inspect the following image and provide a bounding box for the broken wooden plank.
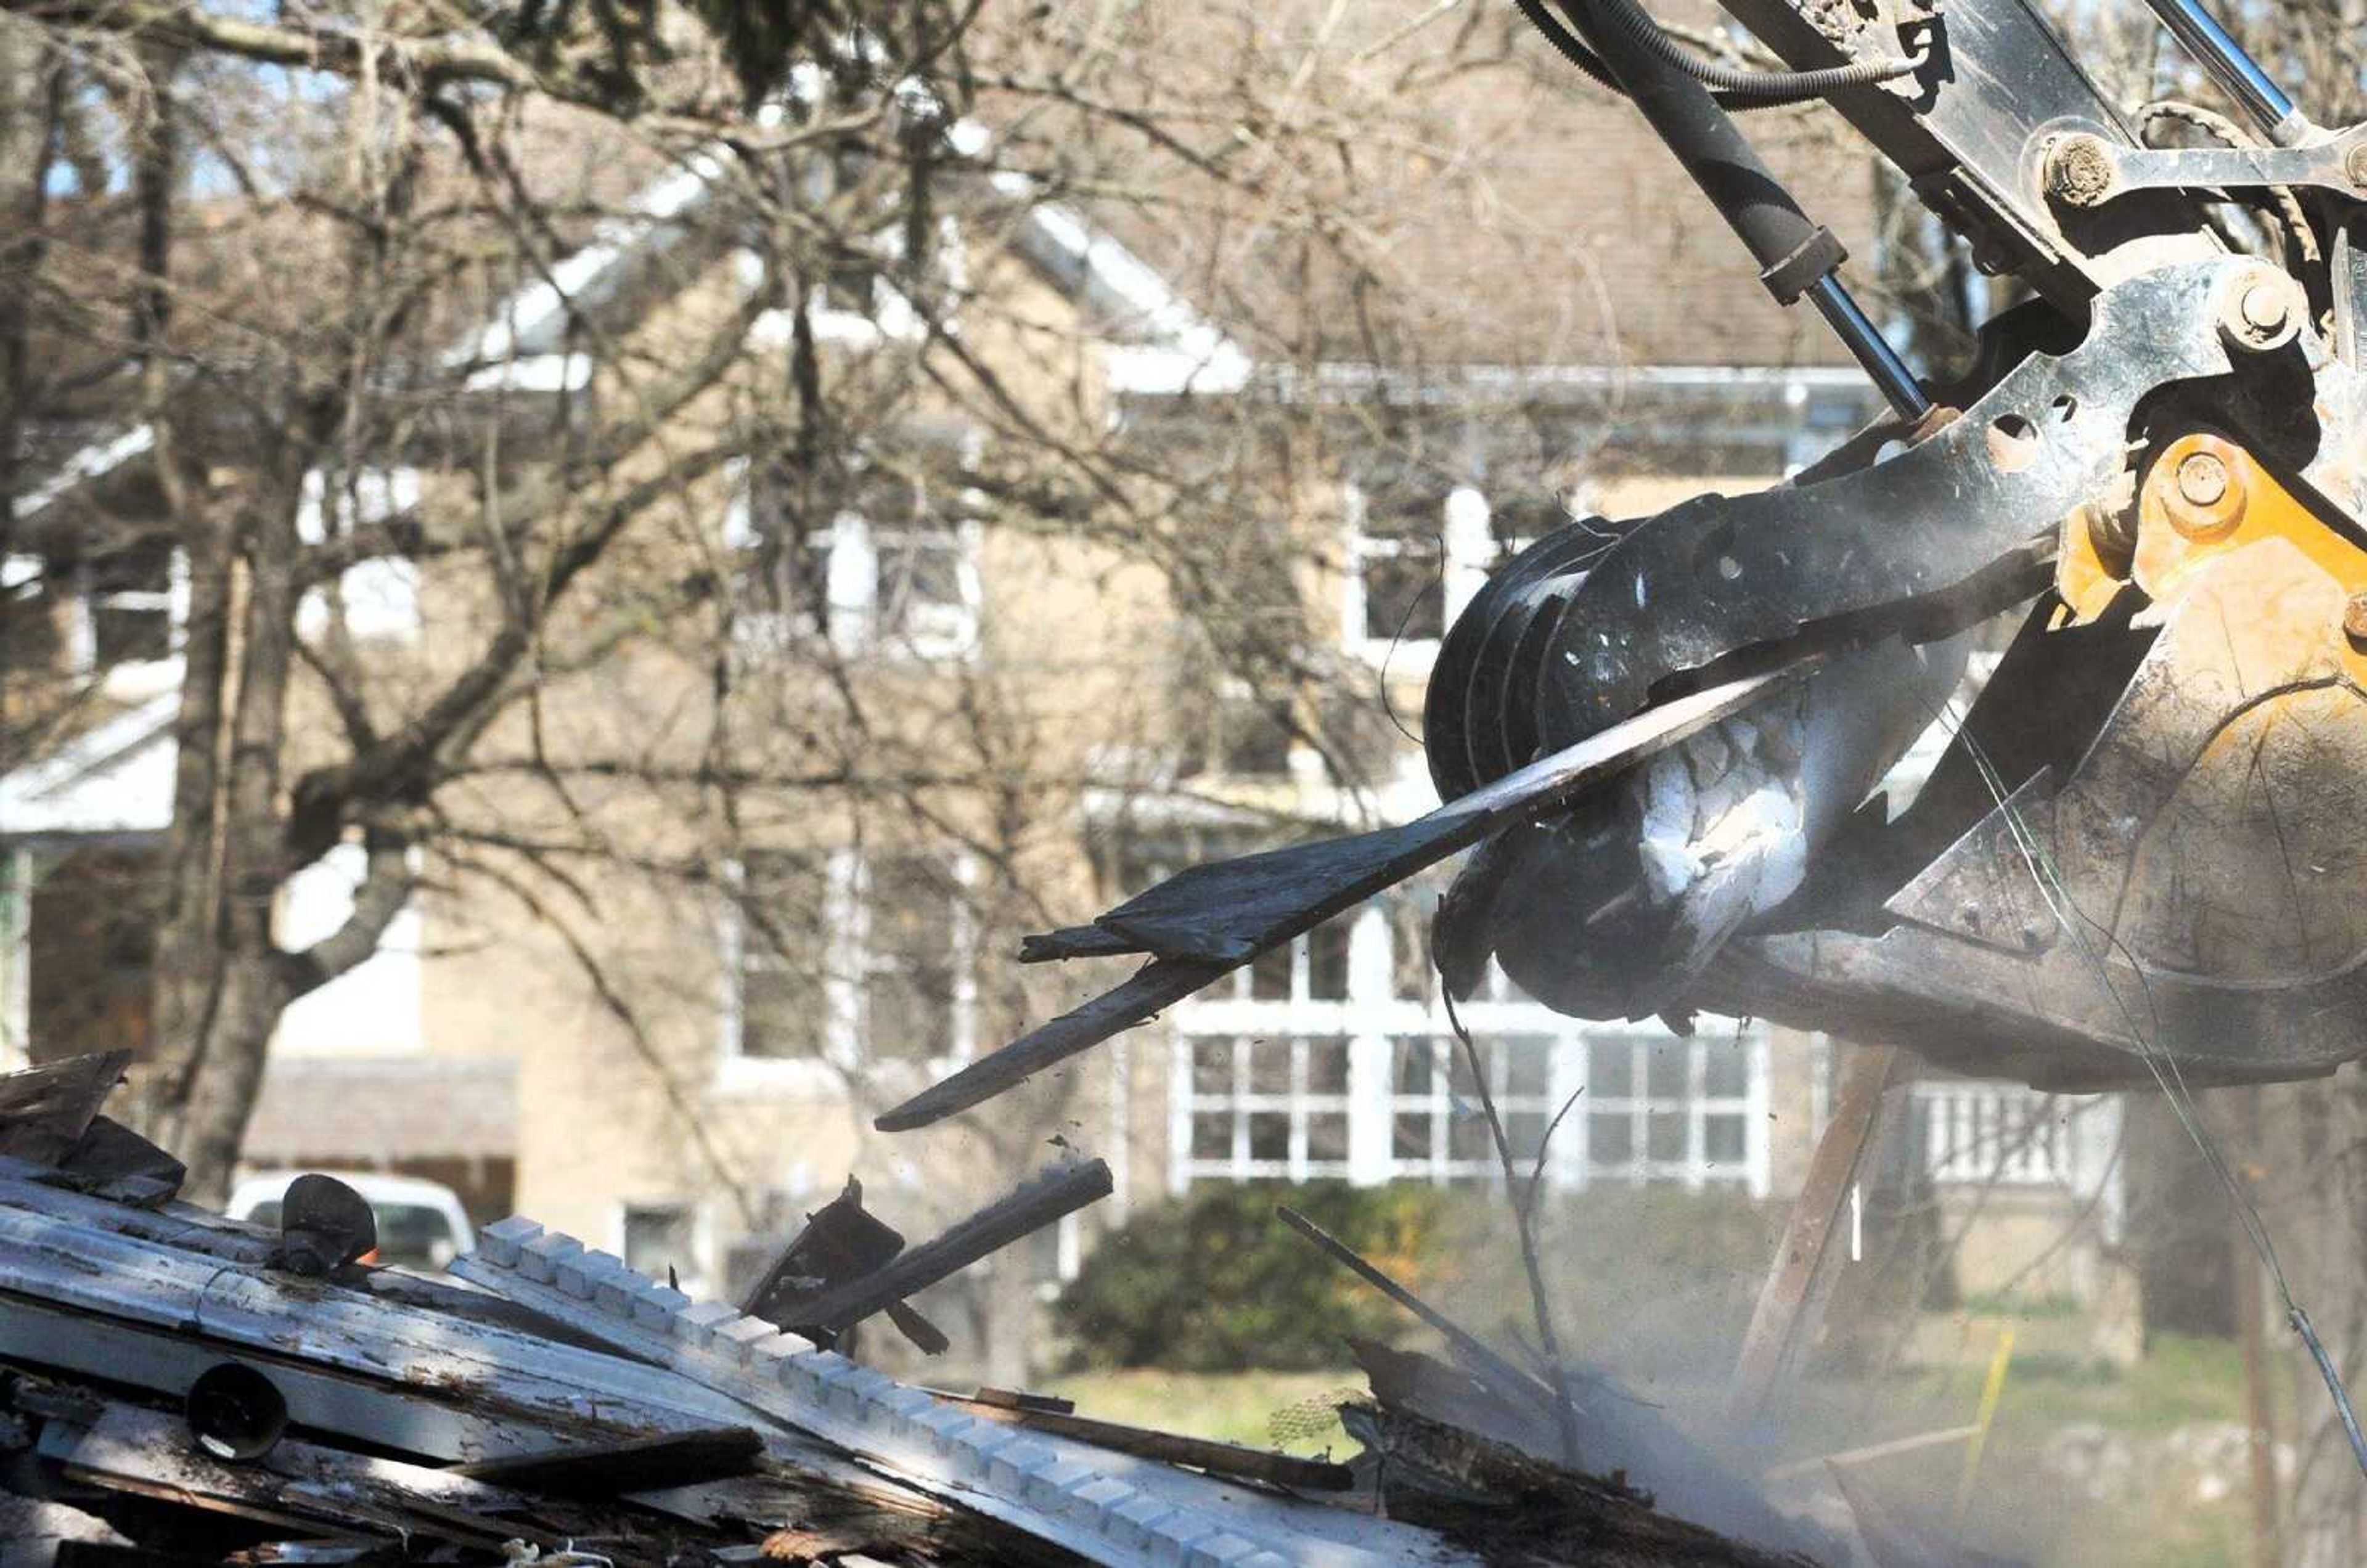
[0,1196,796,1464]
[456,1214,1484,1568]
[35,1414,380,1543]
[1760,1424,1979,1482]
[742,1178,947,1356]
[1729,1045,1905,1423]
[879,666,1808,1131]
[971,1386,1076,1415]
[54,1117,183,1205]
[875,957,1228,1133]
[455,1424,764,1496]
[1350,1402,1826,1568]
[1275,1204,1556,1416]
[783,1158,1113,1336]
[0,1054,132,1167]
[946,1394,1354,1493]
[33,1390,713,1564]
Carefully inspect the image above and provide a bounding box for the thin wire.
[1373,521,1448,746]
[1942,702,2367,1479]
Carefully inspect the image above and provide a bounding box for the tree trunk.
[171,954,287,1207]
[0,20,60,560]
[2259,1068,2367,1567]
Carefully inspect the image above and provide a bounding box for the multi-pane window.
[1186,1035,1352,1180]
[858,855,959,1062]
[801,135,892,316]
[724,849,970,1072]
[865,474,971,648]
[738,459,839,634]
[1346,486,1446,647]
[84,540,176,664]
[733,457,977,658]
[1171,898,1769,1193]
[1389,1031,1563,1180]
[734,851,831,1062]
[1914,1081,2079,1186]
[1233,920,1351,1005]
[1580,1031,1756,1188]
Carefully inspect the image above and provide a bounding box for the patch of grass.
[1047,1331,2259,1567]
[1958,1289,2085,1321]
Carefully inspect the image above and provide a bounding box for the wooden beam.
[784,1159,1112,1336]
[944,1395,1354,1493]
[880,665,1812,1131]
[1276,1204,1556,1416]
[0,1053,131,1166]
[1728,1044,1904,1423]
[455,1425,764,1496]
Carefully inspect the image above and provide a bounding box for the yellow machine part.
[2058,430,2367,685]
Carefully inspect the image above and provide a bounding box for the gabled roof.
[0,693,178,838]
[16,115,1248,524]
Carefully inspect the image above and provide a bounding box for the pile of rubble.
[0,1053,1863,1566]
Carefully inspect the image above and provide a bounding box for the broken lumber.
[454,1212,1476,1567]
[1277,1203,1556,1415]
[878,666,1807,1130]
[784,1157,1113,1336]
[454,1424,765,1495]
[944,1393,1355,1493]
[0,1053,130,1167]
[1730,1044,1906,1423]
[742,1177,948,1355]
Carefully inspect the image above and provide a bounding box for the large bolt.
[2348,142,2367,190]
[2045,134,2115,208]
[2159,435,2247,541]
[2241,281,2289,335]
[2177,451,2229,507]
[2345,591,2367,645]
[2221,269,2303,354]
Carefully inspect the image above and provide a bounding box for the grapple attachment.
[878,0,2367,1131]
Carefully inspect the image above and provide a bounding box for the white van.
[225,1170,476,1273]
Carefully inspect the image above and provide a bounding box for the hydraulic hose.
[1515,0,1921,110]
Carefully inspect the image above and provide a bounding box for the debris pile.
[0,1053,1860,1565]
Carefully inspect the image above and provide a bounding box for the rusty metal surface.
[1711,528,2367,1088]
[1532,257,2260,754]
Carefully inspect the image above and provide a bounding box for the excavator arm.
[879,0,2367,1132]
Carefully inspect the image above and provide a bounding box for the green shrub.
[1055,1182,1463,1372]
[1056,1179,1782,1378]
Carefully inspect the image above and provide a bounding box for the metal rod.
[2141,0,2297,141]
[1806,276,1932,424]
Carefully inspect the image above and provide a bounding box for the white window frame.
[723,455,983,663]
[1568,1026,1767,1193]
[612,1197,712,1298]
[55,542,187,697]
[1905,1079,2126,1246]
[296,467,423,642]
[1341,483,1493,675]
[718,848,975,1093]
[1169,900,1771,1196]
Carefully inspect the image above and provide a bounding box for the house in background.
[0,60,2135,1373]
